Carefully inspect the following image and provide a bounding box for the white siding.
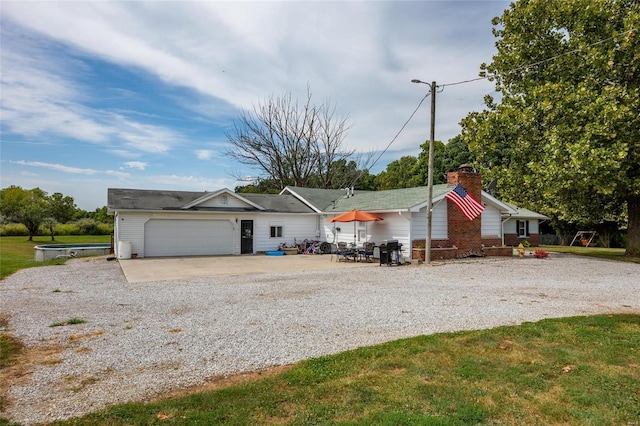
[374,213,411,250]
[481,204,502,237]
[504,219,539,234]
[252,213,318,252]
[503,219,517,234]
[197,194,251,209]
[323,213,395,247]
[115,213,150,257]
[323,212,409,253]
[411,201,448,241]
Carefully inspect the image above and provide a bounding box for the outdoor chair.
[360,241,375,262]
[334,241,354,262]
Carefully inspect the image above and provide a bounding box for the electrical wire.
[344,91,431,190]
[441,26,639,88]
[346,26,638,190]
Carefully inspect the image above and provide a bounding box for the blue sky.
[1,1,509,210]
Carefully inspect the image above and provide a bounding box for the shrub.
[96,223,114,235]
[75,219,100,235]
[53,223,80,235]
[0,223,29,236]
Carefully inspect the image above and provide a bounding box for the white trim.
[182,188,265,210]
[280,187,325,213]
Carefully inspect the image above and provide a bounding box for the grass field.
[0,235,111,280]
[27,314,638,425]
[541,245,640,263]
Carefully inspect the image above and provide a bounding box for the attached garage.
[144,219,233,257]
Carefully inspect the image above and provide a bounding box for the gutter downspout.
[501,214,512,246]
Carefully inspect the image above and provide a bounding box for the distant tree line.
[0,186,113,240]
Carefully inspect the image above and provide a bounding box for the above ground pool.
[34,243,112,262]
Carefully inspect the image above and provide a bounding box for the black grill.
[379,240,400,266]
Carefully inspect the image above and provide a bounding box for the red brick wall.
[482,237,502,247]
[411,167,513,260]
[446,170,483,253]
[504,233,540,247]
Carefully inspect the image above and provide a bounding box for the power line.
[348,26,638,189]
[441,26,639,88]
[345,91,431,190]
[369,92,431,171]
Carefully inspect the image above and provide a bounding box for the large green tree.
[0,186,49,240]
[461,0,640,256]
[412,136,476,186]
[48,192,77,224]
[377,156,419,190]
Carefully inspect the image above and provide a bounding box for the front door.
[240,220,253,254]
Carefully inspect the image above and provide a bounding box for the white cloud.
[0,22,189,155]
[12,160,98,175]
[2,1,504,152]
[195,150,214,160]
[123,161,147,170]
[105,170,131,179]
[11,160,130,179]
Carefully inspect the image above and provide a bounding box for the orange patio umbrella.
[327,209,383,245]
[327,209,383,223]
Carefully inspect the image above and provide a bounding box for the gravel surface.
[1,254,638,424]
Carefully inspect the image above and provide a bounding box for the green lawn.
[34,315,639,425]
[0,235,111,280]
[541,244,640,263]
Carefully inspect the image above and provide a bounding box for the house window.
[270,225,283,238]
[517,220,529,237]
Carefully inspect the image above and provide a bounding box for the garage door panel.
[144,219,233,257]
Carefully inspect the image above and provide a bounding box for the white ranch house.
[108,171,546,260]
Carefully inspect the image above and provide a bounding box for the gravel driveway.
[1,254,638,424]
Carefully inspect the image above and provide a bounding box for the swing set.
[569,231,598,247]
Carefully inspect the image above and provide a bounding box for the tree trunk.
[626,193,640,257]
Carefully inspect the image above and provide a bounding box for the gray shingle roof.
[108,186,546,218]
[241,193,315,213]
[107,188,314,213]
[282,186,348,212]
[502,202,549,220]
[108,188,205,210]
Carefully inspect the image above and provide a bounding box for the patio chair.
[334,241,354,262]
[360,241,375,262]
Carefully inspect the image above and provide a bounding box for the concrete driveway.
[118,253,382,282]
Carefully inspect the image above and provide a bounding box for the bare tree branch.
[225,86,361,190]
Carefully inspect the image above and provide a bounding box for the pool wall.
[34,244,112,261]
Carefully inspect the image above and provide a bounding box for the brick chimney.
[446,164,483,252]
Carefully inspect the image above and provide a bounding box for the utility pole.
[411,79,436,264]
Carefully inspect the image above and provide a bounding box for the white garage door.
[144,219,233,257]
